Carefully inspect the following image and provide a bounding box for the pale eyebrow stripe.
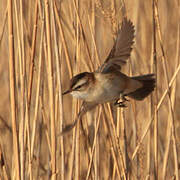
[72,79,87,89]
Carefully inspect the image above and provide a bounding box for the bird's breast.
[85,73,126,103]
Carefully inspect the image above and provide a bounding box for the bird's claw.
[114,95,128,108]
[114,101,127,108]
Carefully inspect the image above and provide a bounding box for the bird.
[61,18,155,134]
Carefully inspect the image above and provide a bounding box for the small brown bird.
[62,18,155,134]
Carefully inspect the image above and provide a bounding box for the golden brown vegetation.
[0,0,179,179]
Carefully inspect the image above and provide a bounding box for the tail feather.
[127,74,155,100]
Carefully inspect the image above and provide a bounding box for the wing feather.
[98,18,135,73]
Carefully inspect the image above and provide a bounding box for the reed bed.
[0,0,179,179]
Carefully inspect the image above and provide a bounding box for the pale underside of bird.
[61,18,155,134]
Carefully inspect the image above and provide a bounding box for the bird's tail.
[127,74,155,100]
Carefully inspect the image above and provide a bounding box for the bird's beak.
[62,89,71,95]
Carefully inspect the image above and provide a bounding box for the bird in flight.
[62,18,155,134]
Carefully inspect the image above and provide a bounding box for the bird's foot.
[115,101,127,108]
[114,95,129,108]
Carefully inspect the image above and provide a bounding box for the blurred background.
[0,0,179,179]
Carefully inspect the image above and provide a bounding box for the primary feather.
[98,18,135,73]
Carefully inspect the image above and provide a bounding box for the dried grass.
[0,0,179,179]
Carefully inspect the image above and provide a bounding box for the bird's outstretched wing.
[98,18,135,73]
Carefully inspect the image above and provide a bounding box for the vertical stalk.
[7,0,20,178]
[75,1,80,179]
[27,0,39,107]
[53,1,73,78]
[152,0,158,178]
[154,1,179,179]
[44,0,56,179]
[51,2,65,179]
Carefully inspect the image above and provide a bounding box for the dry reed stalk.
[44,0,56,179]
[111,0,116,31]
[94,116,99,179]
[54,1,73,78]
[7,0,20,178]
[19,0,26,179]
[51,4,65,180]
[27,0,32,33]
[157,62,180,109]
[80,115,96,180]
[40,97,52,154]
[75,103,80,180]
[119,108,128,174]
[25,102,32,180]
[75,2,80,177]
[91,0,95,67]
[26,5,44,179]
[100,109,121,180]
[111,59,128,178]
[114,109,120,179]
[54,93,59,172]
[72,0,94,71]
[132,116,153,160]
[58,45,65,180]
[111,147,121,180]
[161,65,176,179]
[19,0,25,73]
[27,0,39,106]
[85,106,102,180]
[105,104,127,179]
[14,0,25,178]
[30,14,44,179]
[87,15,101,67]
[68,100,78,179]
[152,0,158,177]
[41,25,52,156]
[146,118,150,179]
[38,0,43,18]
[154,1,179,179]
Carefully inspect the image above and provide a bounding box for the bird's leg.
[114,93,129,108]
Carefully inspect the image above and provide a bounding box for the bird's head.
[63,72,95,99]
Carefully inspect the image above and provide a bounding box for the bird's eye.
[74,85,82,90]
